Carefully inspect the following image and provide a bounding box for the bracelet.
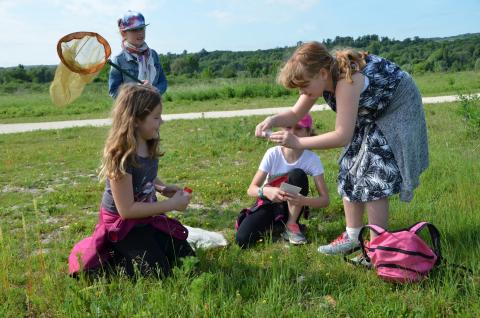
[258,186,266,199]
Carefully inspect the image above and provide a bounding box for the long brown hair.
[278,41,368,88]
[98,84,162,181]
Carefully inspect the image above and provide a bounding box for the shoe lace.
[331,232,348,246]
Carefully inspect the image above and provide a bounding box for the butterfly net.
[50,32,111,106]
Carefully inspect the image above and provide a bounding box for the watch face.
[258,187,264,198]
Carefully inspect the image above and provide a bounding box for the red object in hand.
[183,187,193,193]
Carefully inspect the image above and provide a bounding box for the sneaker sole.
[317,246,361,255]
[289,238,307,245]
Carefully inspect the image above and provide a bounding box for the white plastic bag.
[185,226,228,250]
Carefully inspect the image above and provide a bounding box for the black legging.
[235,168,309,248]
[110,225,195,277]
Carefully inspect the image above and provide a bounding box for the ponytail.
[333,49,368,83]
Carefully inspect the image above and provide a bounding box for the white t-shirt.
[258,146,324,183]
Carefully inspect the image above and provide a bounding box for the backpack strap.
[409,221,442,265]
[409,221,428,234]
[358,224,387,261]
[411,222,473,274]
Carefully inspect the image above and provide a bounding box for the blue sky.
[0,0,479,67]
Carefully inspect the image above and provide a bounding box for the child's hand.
[255,117,273,138]
[284,192,306,206]
[171,190,191,211]
[141,80,154,88]
[269,131,301,149]
[263,186,287,203]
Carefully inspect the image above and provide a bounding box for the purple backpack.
[359,221,441,283]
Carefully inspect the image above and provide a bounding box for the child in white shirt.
[235,114,329,247]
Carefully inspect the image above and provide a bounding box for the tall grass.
[163,82,295,102]
[457,94,480,136]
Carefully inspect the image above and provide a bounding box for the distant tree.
[200,66,214,78]
[3,33,480,85]
[28,66,53,83]
[7,64,32,82]
[160,56,171,74]
[221,64,236,78]
[434,61,448,72]
[198,48,208,57]
[475,58,480,72]
[171,54,199,76]
[367,41,381,55]
[246,58,262,77]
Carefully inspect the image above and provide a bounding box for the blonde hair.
[98,84,162,181]
[278,41,368,88]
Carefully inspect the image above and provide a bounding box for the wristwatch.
[258,186,266,199]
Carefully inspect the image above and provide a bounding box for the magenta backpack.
[359,222,441,283]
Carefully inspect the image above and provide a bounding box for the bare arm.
[247,170,287,203]
[247,170,267,198]
[110,174,190,219]
[297,73,364,149]
[301,174,330,208]
[270,73,364,150]
[255,94,317,136]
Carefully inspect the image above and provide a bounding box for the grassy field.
[1,99,479,317]
[1,70,480,124]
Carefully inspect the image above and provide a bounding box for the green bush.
[167,82,295,102]
[458,94,480,136]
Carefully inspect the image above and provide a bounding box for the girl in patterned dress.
[255,42,428,259]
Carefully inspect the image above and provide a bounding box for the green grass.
[1,71,480,124]
[457,94,480,137]
[1,102,479,316]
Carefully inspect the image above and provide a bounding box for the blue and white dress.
[323,55,407,202]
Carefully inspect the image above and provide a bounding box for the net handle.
[107,59,143,84]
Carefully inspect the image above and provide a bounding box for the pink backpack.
[359,222,441,283]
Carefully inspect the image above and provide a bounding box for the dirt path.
[0,94,476,134]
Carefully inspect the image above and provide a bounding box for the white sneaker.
[349,254,373,268]
[281,229,308,245]
[317,232,360,255]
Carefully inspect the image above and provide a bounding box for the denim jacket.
[108,48,168,98]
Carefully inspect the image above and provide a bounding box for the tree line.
[1,33,479,85]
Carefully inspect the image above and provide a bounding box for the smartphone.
[280,182,302,195]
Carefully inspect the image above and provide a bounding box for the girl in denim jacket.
[108,11,168,98]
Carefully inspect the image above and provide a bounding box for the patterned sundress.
[323,55,405,202]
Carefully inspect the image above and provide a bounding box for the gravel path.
[0,94,477,134]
